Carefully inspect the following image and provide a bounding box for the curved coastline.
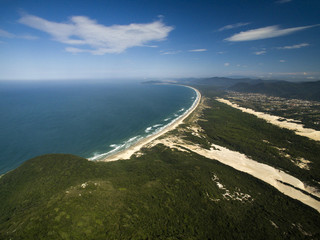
[99,85,201,162]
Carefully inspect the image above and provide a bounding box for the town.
[226,92,320,130]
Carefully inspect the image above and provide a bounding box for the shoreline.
[217,98,320,142]
[99,85,201,162]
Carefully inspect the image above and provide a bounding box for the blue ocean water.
[0,81,196,174]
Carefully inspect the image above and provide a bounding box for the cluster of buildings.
[227,92,320,127]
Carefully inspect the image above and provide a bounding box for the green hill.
[1,149,320,239]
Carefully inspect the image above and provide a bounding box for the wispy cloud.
[0,29,15,38]
[144,45,158,48]
[254,50,266,55]
[225,24,319,42]
[279,60,286,62]
[275,0,292,4]
[218,22,250,32]
[18,14,174,55]
[0,28,37,40]
[160,50,182,55]
[236,64,248,68]
[65,47,88,54]
[224,62,230,66]
[188,48,207,52]
[277,42,310,49]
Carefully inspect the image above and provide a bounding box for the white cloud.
[20,34,39,40]
[65,47,87,54]
[275,0,292,3]
[218,22,250,32]
[160,50,182,55]
[18,14,174,55]
[224,62,230,66]
[277,43,310,49]
[225,24,319,42]
[0,28,38,40]
[188,49,207,52]
[279,60,286,62]
[144,45,158,48]
[254,50,266,55]
[0,29,15,38]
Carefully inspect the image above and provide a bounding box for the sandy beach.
[100,85,201,162]
[217,98,320,141]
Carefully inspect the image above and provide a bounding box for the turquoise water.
[0,81,196,174]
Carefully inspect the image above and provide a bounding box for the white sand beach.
[216,98,320,141]
[100,86,201,162]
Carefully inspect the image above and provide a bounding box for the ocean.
[0,80,197,174]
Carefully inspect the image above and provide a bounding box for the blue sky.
[0,0,319,81]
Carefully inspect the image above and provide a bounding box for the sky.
[0,0,319,81]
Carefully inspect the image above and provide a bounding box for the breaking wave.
[89,86,199,162]
[89,135,142,161]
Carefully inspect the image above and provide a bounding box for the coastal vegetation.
[1,150,320,239]
[1,83,320,239]
[187,85,320,190]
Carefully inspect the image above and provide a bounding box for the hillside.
[1,150,320,239]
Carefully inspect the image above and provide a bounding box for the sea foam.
[89,85,199,162]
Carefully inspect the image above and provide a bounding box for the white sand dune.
[217,98,320,141]
[151,137,320,213]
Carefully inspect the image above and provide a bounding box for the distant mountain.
[179,77,260,88]
[142,77,320,101]
[142,80,165,84]
[230,80,320,101]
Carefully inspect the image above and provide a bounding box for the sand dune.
[217,98,320,141]
[151,136,320,213]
